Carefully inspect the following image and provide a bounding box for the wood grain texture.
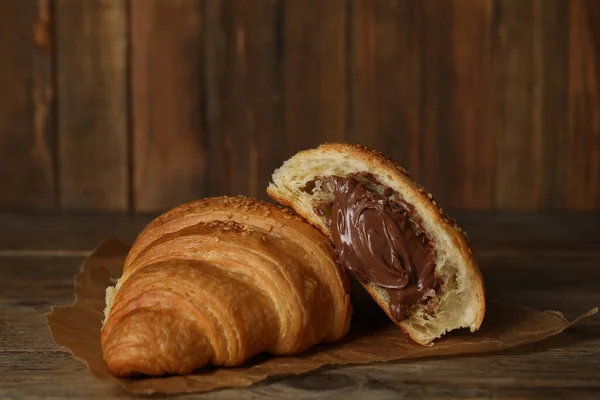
[450,0,496,209]
[131,0,206,212]
[417,0,455,208]
[0,214,153,252]
[352,0,573,211]
[538,0,569,208]
[1,213,600,398]
[0,0,55,210]
[284,0,347,157]
[55,0,128,211]
[1,0,600,212]
[567,0,600,210]
[205,0,282,200]
[494,0,570,210]
[353,0,425,181]
[352,0,496,209]
[494,0,537,209]
[0,257,85,302]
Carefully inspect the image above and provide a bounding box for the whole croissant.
[101,197,351,377]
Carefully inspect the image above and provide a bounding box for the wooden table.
[1,213,599,399]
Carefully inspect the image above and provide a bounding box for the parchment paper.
[46,239,597,395]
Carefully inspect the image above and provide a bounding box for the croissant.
[268,143,485,345]
[101,197,351,377]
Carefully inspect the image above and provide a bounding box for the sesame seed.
[242,215,249,220]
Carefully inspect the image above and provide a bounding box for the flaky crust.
[101,196,351,377]
[267,143,485,344]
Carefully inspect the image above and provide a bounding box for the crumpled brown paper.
[46,239,597,395]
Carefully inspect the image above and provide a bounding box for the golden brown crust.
[101,197,351,377]
[267,143,486,343]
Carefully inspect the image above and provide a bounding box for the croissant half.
[101,197,351,377]
[268,143,486,345]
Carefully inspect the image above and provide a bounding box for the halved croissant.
[268,143,485,345]
[101,197,351,377]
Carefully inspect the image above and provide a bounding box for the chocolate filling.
[323,175,438,322]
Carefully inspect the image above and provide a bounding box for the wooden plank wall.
[0,0,598,212]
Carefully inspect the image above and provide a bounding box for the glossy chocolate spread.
[328,175,437,321]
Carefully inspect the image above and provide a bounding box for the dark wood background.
[1,0,598,213]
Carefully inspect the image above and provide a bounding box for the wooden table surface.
[1,212,599,399]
